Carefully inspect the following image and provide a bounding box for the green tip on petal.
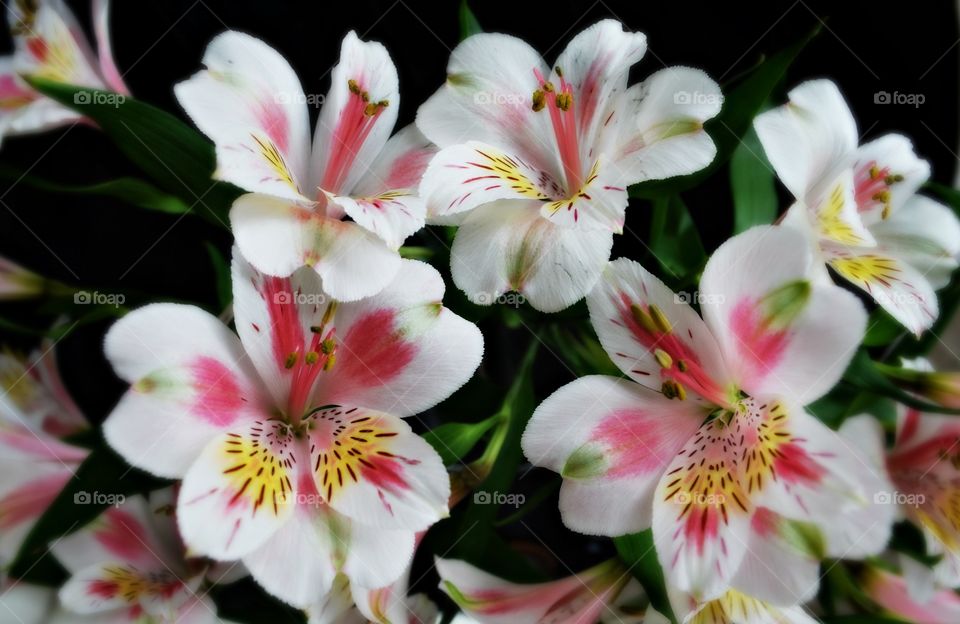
[781,518,826,559]
[562,444,607,479]
[760,279,811,330]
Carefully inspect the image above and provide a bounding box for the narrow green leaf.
[423,413,503,465]
[730,126,777,232]
[649,195,706,278]
[459,0,483,40]
[25,78,240,226]
[614,530,676,623]
[205,243,233,312]
[631,26,819,199]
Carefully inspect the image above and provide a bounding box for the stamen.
[530,68,583,193]
[654,348,673,369]
[320,79,389,194]
[662,380,687,400]
[649,304,673,334]
[854,159,902,219]
[284,352,299,369]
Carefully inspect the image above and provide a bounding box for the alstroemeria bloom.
[671,588,817,624]
[436,557,649,624]
[879,402,960,595]
[0,344,88,568]
[754,79,960,335]
[176,31,436,302]
[310,565,439,624]
[102,251,483,610]
[524,226,881,602]
[50,491,228,623]
[864,566,960,624]
[0,0,129,146]
[882,357,960,410]
[416,20,721,312]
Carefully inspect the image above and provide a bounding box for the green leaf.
[0,165,194,217]
[25,78,240,226]
[842,350,960,415]
[630,26,819,199]
[423,413,503,465]
[863,308,906,347]
[459,0,483,40]
[730,125,777,233]
[649,195,706,278]
[10,442,168,582]
[614,530,676,623]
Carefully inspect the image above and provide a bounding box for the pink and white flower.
[0,343,88,569]
[863,566,960,624]
[670,587,818,624]
[754,79,960,335]
[102,250,483,610]
[416,20,721,312]
[436,557,649,624]
[175,31,437,302]
[523,226,886,603]
[50,490,228,623]
[0,0,129,146]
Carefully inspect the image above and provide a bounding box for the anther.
[284,352,299,369]
[321,338,336,355]
[347,79,361,95]
[323,354,337,371]
[654,348,673,369]
[532,90,546,112]
[677,359,689,372]
[630,303,659,334]
[305,351,320,366]
[662,380,687,400]
[649,305,673,334]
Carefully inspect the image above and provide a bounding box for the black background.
[1,0,959,601]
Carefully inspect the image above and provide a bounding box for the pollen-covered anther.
[531,89,546,112]
[284,352,299,369]
[654,348,673,369]
[676,359,689,373]
[320,338,336,355]
[555,92,573,111]
[347,78,361,95]
[305,351,320,366]
[323,354,337,371]
[630,303,659,334]
[648,304,673,334]
[662,379,687,400]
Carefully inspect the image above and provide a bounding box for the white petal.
[174,31,311,201]
[450,200,613,313]
[230,193,401,301]
[103,304,270,478]
[92,0,129,94]
[872,195,960,290]
[522,375,704,536]
[700,225,867,404]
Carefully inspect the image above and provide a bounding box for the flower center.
[853,160,904,219]
[319,78,389,196]
[532,67,583,194]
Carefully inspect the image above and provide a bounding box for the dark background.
[1,0,958,601]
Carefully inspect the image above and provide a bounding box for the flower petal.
[340,514,415,591]
[230,193,401,301]
[450,199,613,313]
[91,0,128,94]
[522,375,704,536]
[537,158,630,232]
[306,407,449,531]
[652,418,752,602]
[865,567,960,624]
[313,259,483,418]
[10,0,102,87]
[103,303,270,479]
[609,67,720,183]
[700,225,867,404]
[311,31,399,195]
[415,33,553,166]
[871,195,960,290]
[679,590,819,624]
[419,141,560,220]
[242,507,337,608]
[178,420,299,560]
[174,31,311,201]
[825,245,937,336]
[854,134,930,223]
[586,256,731,404]
[753,79,858,200]
[58,562,191,615]
[552,19,647,151]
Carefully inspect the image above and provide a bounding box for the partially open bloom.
[102,251,483,609]
[416,20,721,312]
[880,403,960,595]
[51,490,227,623]
[754,79,960,335]
[0,255,46,299]
[0,0,129,146]
[523,226,887,602]
[176,31,436,301]
[864,566,960,624]
[436,557,649,624]
[882,357,960,409]
[0,343,88,568]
